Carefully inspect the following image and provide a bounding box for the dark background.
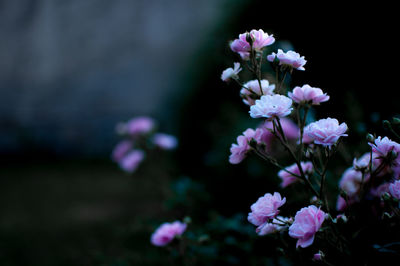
[1,1,398,265]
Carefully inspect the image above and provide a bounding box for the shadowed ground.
[0,159,174,265]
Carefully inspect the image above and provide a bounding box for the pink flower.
[119,150,145,173]
[389,180,400,199]
[249,95,293,119]
[241,79,275,106]
[369,136,400,162]
[122,117,155,136]
[150,221,187,246]
[221,62,242,81]
[259,118,299,147]
[256,216,290,235]
[230,29,275,59]
[267,49,307,71]
[288,84,329,105]
[301,128,315,145]
[278,162,313,188]
[336,196,347,211]
[153,133,178,150]
[339,168,364,197]
[353,152,372,170]
[370,182,390,197]
[229,128,257,164]
[288,205,326,248]
[248,192,286,235]
[111,140,132,162]
[304,118,348,147]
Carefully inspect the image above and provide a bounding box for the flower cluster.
[267,49,307,71]
[224,29,349,254]
[230,29,275,59]
[143,28,400,264]
[337,135,400,211]
[247,192,287,235]
[112,116,178,173]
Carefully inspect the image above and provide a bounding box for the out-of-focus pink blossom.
[389,180,400,199]
[339,168,364,197]
[288,205,326,248]
[111,140,133,162]
[353,152,372,170]
[262,118,299,145]
[267,49,307,71]
[278,162,313,188]
[288,84,329,105]
[230,29,275,59]
[304,118,348,147]
[122,117,155,136]
[249,95,293,119]
[150,221,187,246]
[153,133,178,150]
[119,150,145,173]
[221,62,242,82]
[369,136,400,162]
[301,127,315,144]
[241,80,275,106]
[248,192,286,235]
[229,128,257,164]
[370,182,390,197]
[336,196,347,211]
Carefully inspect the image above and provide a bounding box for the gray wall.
[0,0,230,156]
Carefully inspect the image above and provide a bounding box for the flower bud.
[183,216,192,224]
[383,120,391,130]
[366,133,375,143]
[313,251,324,261]
[392,117,400,125]
[246,32,253,46]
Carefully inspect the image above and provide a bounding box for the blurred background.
[0,0,398,265]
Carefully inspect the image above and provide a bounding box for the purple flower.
[241,79,275,106]
[369,136,400,162]
[267,49,307,71]
[119,150,145,173]
[230,29,275,59]
[288,205,326,248]
[288,84,329,105]
[229,128,257,164]
[111,140,133,162]
[304,118,348,147]
[150,221,187,246]
[248,192,286,235]
[370,182,390,198]
[278,162,313,188]
[221,62,242,82]
[339,168,364,197]
[122,116,155,136]
[153,133,178,150]
[389,180,400,199]
[353,152,372,170]
[249,95,293,119]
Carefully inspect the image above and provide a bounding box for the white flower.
[249,94,293,119]
[240,79,275,106]
[221,62,242,81]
